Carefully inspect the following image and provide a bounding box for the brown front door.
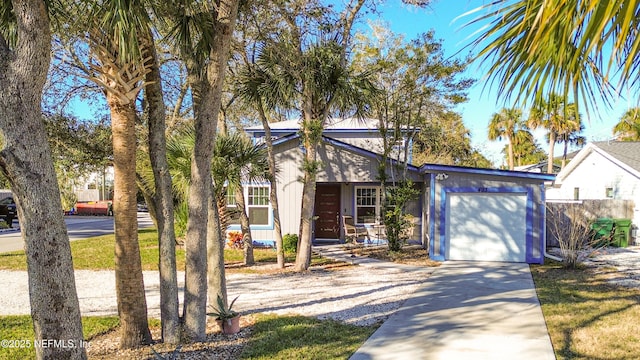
[314,184,341,239]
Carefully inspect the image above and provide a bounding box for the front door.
[314,184,341,239]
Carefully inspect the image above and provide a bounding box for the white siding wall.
[547,151,640,226]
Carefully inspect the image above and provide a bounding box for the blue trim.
[439,186,541,264]
[420,163,556,181]
[429,173,436,260]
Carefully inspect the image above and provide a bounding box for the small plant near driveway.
[207,295,241,334]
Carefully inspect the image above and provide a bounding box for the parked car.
[0,196,16,228]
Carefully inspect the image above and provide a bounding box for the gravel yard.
[0,258,437,326]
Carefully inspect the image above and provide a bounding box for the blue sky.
[374,0,631,165]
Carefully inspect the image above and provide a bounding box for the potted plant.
[208,295,240,334]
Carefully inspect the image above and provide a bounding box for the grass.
[531,260,640,360]
[239,314,379,359]
[0,316,120,360]
[0,228,332,272]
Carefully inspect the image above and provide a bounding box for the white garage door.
[446,192,527,262]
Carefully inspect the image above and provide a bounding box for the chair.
[342,215,369,244]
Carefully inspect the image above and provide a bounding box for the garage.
[422,164,555,264]
[446,192,527,262]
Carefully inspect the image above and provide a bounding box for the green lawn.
[0,228,334,271]
[0,316,120,360]
[531,260,640,359]
[239,314,378,359]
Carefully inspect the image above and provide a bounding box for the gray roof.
[593,141,640,173]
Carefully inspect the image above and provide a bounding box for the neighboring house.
[235,118,554,264]
[546,141,640,227]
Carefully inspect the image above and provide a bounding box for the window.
[248,186,270,225]
[605,187,614,198]
[356,187,381,224]
[224,185,271,226]
[573,187,580,200]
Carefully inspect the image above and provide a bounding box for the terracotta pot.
[217,315,241,334]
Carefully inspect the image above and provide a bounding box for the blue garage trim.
[429,174,442,260]
[439,186,539,263]
[421,163,556,181]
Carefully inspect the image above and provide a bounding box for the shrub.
[227,231,243,249]
[546,202,600,268]
[283,233,298,254]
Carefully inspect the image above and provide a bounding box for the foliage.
[353,27,477,168]
[227,231,244,249]
[613,108,640,141]
[464,0,640,116]
[503,129,547,167]
[546,203,600,268]
[531,261,640,359]
[413,112,491,167]
[207,295,239,320]
[239,314,379,359]
[528,93,583,172]
[383,181,420,252]
[283,234,298,254]
[488,108,526,170]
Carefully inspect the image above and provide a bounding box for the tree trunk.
[182,75,213,341]
[507,136,515,170]
[257,104,284,268]
[295,137,317,271]
[142,29,180,344]
[207,183,227,311]
[108,94,152,348]
[547,132,557,173]
[0,3,86,358]
[234,184,254,265]
[182,0,240,341]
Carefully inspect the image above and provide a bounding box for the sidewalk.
[315,246,556,360]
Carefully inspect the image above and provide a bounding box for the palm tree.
[255,0,372,271]
[558,121,586,169]
[466,0,640,116]
[212,134,269,266]
[487,108,525,170]
[509,129,546,167]
[613,108,640,141]
[528,94,581,173]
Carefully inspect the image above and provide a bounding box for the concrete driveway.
[350,261,555,360]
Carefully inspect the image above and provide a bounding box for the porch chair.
[342,215,369,244]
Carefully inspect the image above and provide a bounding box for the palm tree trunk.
[295,133,318,271]
[141,28,179,344]
[234,184,255,265]
[207,181,228,315]
[108,94,152,348]
[257,103,285,268]
[0,3,86,358]
[507,136,515,170]
[547,132,557,173]
[183,0,239,341]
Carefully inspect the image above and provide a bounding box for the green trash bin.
[591,218,615,245]
[612,219,632,247]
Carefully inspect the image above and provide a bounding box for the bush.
[227,231,243,249]
[547,202,599,268]
[283,233,298,254]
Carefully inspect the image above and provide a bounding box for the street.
[0,212,153,253]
